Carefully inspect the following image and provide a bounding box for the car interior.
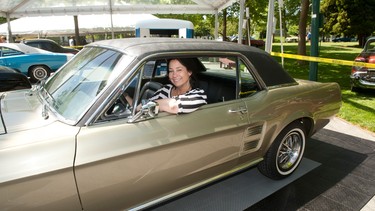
[102,56,260,121]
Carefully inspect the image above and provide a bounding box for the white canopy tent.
[0,14,158,37]
[0,0,240,42]
[0,0,237,17]
[0,0,283,53]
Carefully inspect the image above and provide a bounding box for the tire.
[350,84,361,93]
[258,121,306,180]
[29,65,50,82]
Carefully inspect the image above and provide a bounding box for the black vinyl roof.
[88,38,296,87]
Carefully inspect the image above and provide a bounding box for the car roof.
[87,38,296,87]
[0,43,51,54]
[88,38,261,56]
[23,39,57,43]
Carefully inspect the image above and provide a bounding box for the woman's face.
[168,59,192,88]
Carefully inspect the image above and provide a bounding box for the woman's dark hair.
[167,58,203,88]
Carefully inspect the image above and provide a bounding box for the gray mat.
[152,158,320,211]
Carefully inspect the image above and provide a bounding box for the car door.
[73,56,250,210]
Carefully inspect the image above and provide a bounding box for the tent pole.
[6,13,13,43]
[238,0,245,44]
[109,0,115,39]
[265,0,275,53]
[74,16,80,46]
[214,10,219,40]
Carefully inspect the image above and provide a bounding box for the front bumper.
[350,73,375,90]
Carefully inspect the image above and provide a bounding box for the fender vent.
[243,140,259,151]
[241,123,264,154]
[246,125,263,137]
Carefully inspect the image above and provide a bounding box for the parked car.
[0,65,31,92]
[285,36,299,43]
[0,43,73,82]
[22,38,79,54]
[0,38,342,210]
[229,35,265,47]
[350,36,375,92]
[332,37,354,42]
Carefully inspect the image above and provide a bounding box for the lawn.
[271,42,375,133]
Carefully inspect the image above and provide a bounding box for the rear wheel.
[258,121,306,180]
[29,65,50,82]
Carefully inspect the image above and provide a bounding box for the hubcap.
[277,131,302,171]
[33,68,47,80]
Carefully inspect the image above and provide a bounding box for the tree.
[321,0,375,47]
[0,17,6,24]
[282,0,306,36]
[298,0,310,59]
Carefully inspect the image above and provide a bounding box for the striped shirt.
[149,84,207,114]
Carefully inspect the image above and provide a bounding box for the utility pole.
[309,0,320,81]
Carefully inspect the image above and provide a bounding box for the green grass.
[271,42,375,133]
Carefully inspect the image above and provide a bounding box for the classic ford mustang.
[0,38,341,210]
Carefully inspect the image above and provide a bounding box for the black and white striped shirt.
[149,84,207,114]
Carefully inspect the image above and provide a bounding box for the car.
[0,43,74,82]
[332,37,354,42]
[350,36,375,92]
[229,35,265,47]
[285,36,299,43]
[0,65,31,92]
[22,38,79,54]
[0,38,342,210]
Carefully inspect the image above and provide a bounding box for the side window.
[238,59,260,98]
[142,59,168,79]
[41,43,58,52]
[27,43,39,48]
[197,56,260,103]
[1,47,24,57]
[197,56,237,104]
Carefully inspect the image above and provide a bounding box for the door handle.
[228,107,248,114]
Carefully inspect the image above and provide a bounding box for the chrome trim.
[267,81,299,90]
[129,158,264,211]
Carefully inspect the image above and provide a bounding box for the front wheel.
[258,121,306,180]
[29,65,51,82]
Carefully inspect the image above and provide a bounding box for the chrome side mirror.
[128,101,159,123]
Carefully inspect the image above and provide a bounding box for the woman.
[125,58,207,114]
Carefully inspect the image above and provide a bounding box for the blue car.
[0,43,73,82]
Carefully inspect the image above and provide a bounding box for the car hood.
[0,89,57,134]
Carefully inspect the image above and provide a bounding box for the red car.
[350,37,375,92]
[229,36,265,48]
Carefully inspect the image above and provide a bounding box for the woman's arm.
[154,98,179,114]
[154,88,207,114]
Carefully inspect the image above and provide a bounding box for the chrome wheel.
[258,121,307,180]
[277,128,304,173]
[30,65,50,82]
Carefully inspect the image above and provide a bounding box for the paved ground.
[249,117,375,211]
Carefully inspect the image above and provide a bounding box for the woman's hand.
[154,98,179,114]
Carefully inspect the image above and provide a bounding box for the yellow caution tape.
[271,52,375,68]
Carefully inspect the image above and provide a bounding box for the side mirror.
[128,101,159,123]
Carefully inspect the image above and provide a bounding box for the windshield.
[42,47,134,123]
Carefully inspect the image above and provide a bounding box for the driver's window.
[100,58,166,122]
[102,74,139,120]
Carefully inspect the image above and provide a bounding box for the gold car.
[0,38,341,210]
